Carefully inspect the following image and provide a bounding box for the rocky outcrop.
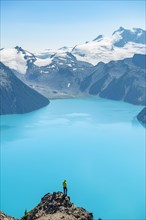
[0,211,16,220]
[22,192,93,220]
[0,62,50,115]
[137,107,146,124]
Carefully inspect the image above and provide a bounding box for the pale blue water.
[0,98,145,220]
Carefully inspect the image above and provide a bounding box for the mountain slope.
[0,62,50,115]
[24,51,93,97]
[80,54,146,105]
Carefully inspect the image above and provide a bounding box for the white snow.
[40,70,48,74]
[0,48,52,73]
[137,32,143,37]
[35,46,72,58]
[67,83,71,87]
[0,48,28,74]
[67,64,72,67]
[72,38,146,65]
[34,57,52,67]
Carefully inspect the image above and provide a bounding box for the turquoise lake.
[0,98,145,220]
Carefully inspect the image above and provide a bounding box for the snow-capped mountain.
[24,51,93,98]
[0,46,36,74]
[112,27,146,46]
[34,27,146,66]
[72,27,146,65]
[0,27,145,74]
[0,27,145,106]
[35,46,73,59]
[0,62,49,114]
[0,46,52,74]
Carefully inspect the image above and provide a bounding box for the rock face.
[22,192,93,220]
[0,211,16,220]
[0,62,50,115]
[137,107,146,124]
[80,54,146,105]
[24,52,93,98]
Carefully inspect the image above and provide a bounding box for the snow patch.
[67,64,72,67]
[35,57,52,67]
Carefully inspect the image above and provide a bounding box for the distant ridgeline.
[0,27,146,115]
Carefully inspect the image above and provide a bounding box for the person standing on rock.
[62,180,67,195]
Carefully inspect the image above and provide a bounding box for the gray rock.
[0,211,17,220]
[137,107,146,124]
[21,192,93,220]
[0,62,50,115]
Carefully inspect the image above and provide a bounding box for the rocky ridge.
[22,192,93,220]
[0,211,16,220]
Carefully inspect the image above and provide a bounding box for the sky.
[1,0,146,52]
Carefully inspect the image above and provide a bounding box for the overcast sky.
[1,0,146,52]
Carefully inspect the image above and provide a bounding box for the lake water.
[0,98,145,220]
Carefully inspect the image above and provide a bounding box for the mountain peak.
[93,34,104,41]
[21,191,93,220]
[112,26,125,35]
[15,45,22,50]
[112,27,146,47]
[14,46,26,54]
